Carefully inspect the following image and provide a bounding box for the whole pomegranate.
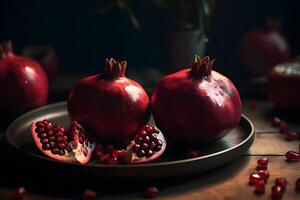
[267,62,300,109]
[239,19,290,76]
[68,58,150,140]
[151,56,242,143]
[0,41,48,115]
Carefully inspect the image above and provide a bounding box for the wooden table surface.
[0,100,299,200]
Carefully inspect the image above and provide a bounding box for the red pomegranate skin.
[151,56,242,143]
[68,58,150,140]
[267,62,300,108]
[240,26,290,76]
[0,41,48,114]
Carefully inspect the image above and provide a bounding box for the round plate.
[5,102,255,179]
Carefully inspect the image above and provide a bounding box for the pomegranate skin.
[240,26,290,76]
[267,62,300,108]
[0,41,48,114]
[151,56,242,143]
[68,58,150,140]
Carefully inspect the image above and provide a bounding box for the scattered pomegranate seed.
[145,186,159,198]
[258,169,270,181]
[257,157,269,169]
[271,185,284,200]
[272,117,282,127]
[82,189,97,200]
[249,173,261,185]
[278,122,289,134]
[275,177,287,190]
[254,179,265,194]
[186,149,201,158]
[284,131,298,141]
[295,178,300,191]
[14,186,26,200]
[285,150,300,162]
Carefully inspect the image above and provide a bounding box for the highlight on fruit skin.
[151,55,242,143]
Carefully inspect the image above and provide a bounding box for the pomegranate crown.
[190,55,215,78]
[104,58,127,78]
[0,41,13,58]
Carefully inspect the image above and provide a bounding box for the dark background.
[1,0,300,78]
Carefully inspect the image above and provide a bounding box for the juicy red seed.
[82,189,97,200]
[295,178,300,191]
[257,157,269,168]
[258,170,270,180]
[142,143,149,150]
[146,150,154,157]
[51,148,59,154]
[137,150,146,158]
[139,130,147,138]
[149,142,156,150]
[145,186,159,198]
[155,145,162,151]
[149,133,157,140]
[40,133,47,138]
[284,131,298,141]
[40,138,48,144]
[186,150,201,158]
[144,136,151,142]
[275,177,287,189]
[57,143,66,149]
[50,142,55,147]
[42,144,51,150]
[254,179,265,194]
[285,151,300,162]
[271,186,284,199]
[279,123,289,134]
[272,117,282,127]
[15,186,26,200]
[112,150,124,158]
[107,157,119,165]
[249,173,261,185]
[134,144,141,151]
[48,136,55,141]
[136,137,143,143]
[58,150,65,155]
[56,136,64,143]
[155,139,163,146]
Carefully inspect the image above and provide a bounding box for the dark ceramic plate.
[5,102,254,179]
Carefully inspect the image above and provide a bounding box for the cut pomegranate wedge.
[31,120,95,164]
[93,125,167,164]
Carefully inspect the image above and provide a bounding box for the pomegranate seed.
[254,179,265,194]
[257,157,269,169]
[82,189,97,200]
[296,178,300,191]
[271,186,283,200]
[14,186,26,200]
[107,157,119,165]
[275,177,287,190]
[285,150,300,162]
[284,131,298,141]
[186,149,201,158]
[272,117,282,127]
[258,170,270,180]
[249,173,261,185]
[145,186,159,198]
[279,122,289,134]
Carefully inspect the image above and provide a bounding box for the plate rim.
[5,101,255,169]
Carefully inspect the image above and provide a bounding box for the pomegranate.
[93,125,166,164]
[0,41,48,115]
[239,19,290,76]
[68,58,150,140]
[267,62,300,109]
[151,55,242,143]
[23,45,59,80]
[31,120,95,164]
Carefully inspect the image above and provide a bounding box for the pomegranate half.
[151,56,242,143]
[68,58,150,140]
[0,41,48,115]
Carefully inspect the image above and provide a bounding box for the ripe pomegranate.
[23,45,59,80]
[68,58,150,140]
[239,19,290,76]
[151,56,242,143]
[31,120,95,164]
[93,125,166,164]
[267,62,300,109]
[0,41,48,115]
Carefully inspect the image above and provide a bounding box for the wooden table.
[0,100,299,200]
